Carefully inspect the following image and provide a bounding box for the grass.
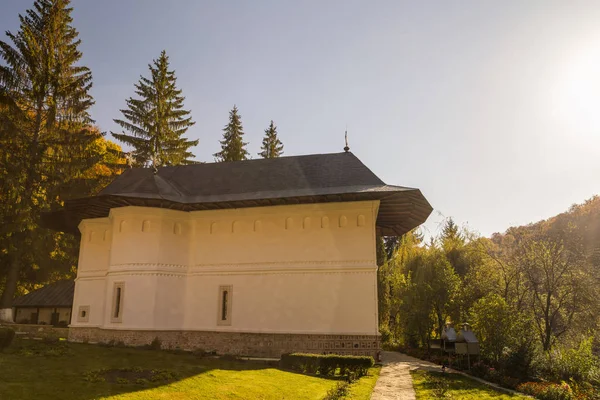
[0,338,379,400]
[345,365,381,399]
[411,370,528,400]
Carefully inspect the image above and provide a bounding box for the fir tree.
[0,0,98,313]
[214,105,249,162]
[258,120,284,159]
[112,50,197,167]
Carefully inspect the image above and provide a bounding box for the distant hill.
[493,195,600,264]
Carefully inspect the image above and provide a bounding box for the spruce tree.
[213,105,249,162]
[0,0,98,315]
[258,120,284,158]
[112,50,197,167]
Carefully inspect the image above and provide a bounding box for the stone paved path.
[370,351,441,400]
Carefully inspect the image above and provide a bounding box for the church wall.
[70,201,381,356]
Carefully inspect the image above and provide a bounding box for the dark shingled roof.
[42,152,433,236]
[12,280,74,308]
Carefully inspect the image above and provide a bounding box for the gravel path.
[370,351,442,400]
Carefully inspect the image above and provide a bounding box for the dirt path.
[370,351,441,400]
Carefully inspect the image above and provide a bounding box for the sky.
[2,0,600,238]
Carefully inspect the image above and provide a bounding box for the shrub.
[501,340,537,380]
[517,381,574,400]
[469,361,491,379]
[379,326,392,346]
[0,327,15,351]
[548,338,600,384]
[279,353,374,378]
[323,382,349,400]
[149,337,162,350]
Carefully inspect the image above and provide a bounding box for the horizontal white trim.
[76,261,377,279]
[103,201,377,220]
[69,325,380,336]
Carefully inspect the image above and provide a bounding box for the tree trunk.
[0,255,20,321]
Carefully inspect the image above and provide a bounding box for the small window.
[77,306,90,323]
[217,285,232,326]
[111,282,125,323]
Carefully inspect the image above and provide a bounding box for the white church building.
[44,152,432,357]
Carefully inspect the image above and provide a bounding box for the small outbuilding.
[12,280,74,326]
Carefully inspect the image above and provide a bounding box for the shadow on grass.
[0,338,308,400]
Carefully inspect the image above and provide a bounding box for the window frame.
[217,285,233,326]
[77,305,90,323]
[111,282,125,323]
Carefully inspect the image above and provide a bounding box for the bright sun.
[558,37,600,133]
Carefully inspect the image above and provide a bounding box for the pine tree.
[258,120,284,159]
[0,0,99,315]
[112,50,197,167]
[214,105,249,162]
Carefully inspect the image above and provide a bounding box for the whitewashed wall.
[71,201,380,335]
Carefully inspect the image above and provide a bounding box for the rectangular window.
[111,282,125,323]
[217,285,232,326]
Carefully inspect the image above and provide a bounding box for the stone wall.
[69,327,380,358]
[7,324,69,340]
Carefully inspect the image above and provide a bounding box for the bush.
[470,361,491,379]
[279,353,374,378]
[547,338,600,384]
[0,327,15,351]
[323,382,349,400]
[379,327,392,346]
[501,340,537,380]
[149,337,162,350]
[517,381,574,400]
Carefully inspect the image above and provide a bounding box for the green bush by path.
[279,353,374,379]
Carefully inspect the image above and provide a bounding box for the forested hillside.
[378,196,600,396]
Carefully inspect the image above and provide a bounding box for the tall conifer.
[258,120,283,158]
[0,0,98,314]
[213,105,249,162]
[112,51,197,167]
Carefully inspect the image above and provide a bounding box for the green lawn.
[0,338,379,400]
[346,365,381,400]
[411,370,528,400]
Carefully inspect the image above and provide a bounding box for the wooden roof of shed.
[42,152,433,236]
[12,280,74,308]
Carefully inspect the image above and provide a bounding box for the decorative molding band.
[192,259,376,268]
[188,269,375,277]
[111,263,188,269]
[107,271,187,278]
[76,261,377,279]
[70,326,380,336]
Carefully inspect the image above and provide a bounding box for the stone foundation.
[69,327,380,358]
[7,324,69,340]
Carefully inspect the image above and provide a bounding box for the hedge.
[279,353,374,378]
[0,327,15,352]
